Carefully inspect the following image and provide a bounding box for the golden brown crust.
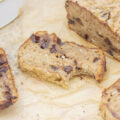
[65,0,120,61]
[0,48,17,109]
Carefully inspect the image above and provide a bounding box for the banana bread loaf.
[65,0,120,61]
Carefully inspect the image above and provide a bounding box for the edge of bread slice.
[18,31,106,88]
[100,79,120,120]
[0,48,17,109]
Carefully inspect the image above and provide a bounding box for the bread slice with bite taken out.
[18,31,106,88]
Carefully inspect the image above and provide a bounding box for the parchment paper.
[0,0,120,120]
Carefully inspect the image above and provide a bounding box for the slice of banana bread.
[100,79,120,120]
[65,0,120,61]
[0,48,17,109]
[18,31,106,88]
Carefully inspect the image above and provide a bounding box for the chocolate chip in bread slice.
[0,48,17,109]
[65,0,120,61]
[100,79,120,120]
[18,31,106,88]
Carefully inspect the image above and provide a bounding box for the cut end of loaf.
[65,0,120,61]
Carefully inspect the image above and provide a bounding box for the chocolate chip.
[0,88,12,109]
[65,3,69,8]
[56,55,59,58]
[31,34,40,43]
[75,1,78,4]
[51,65,58,71]
[31,34,50,49]
[107,49,113,56]
[74,60,81,70]
[111,47,120,53]
[0,66,8,73]
[64,66,73,74]
[5,91,11,100]
[0,59,5,65]
[74,60,77,65]
[57,38,64,45]
[75,18,83,25]
[4,84,12,102]
[30,34,36,42]
[93,57,100,63]
[12,96,17,100]
[76,67,81,70]
[105,38,111,46]
[84,34,89,40]
[4,101,12,108]
[111,47,116,51]
[40,35,50,49]
[0,55,6,65]
[68,19,75,24]
[5,84,11,91]
[40,41,49,49]
[50,45,57,53]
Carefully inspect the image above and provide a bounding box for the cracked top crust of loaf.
[72,0,120,35]
[18,31,106,88]
[0,48,17,109]
[100,79,120,120]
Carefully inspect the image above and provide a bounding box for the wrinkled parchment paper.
[0,0,120,120]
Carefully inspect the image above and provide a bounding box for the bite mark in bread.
[18,31,106,88]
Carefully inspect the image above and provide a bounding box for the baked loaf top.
[18,31,106,88]
[71,0,120,35]
[100,79,120,120]
[0,48,17,109]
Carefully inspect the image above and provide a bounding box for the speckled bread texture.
[0,48,17,109]
[100,79,120,120]
[65,0,120,61]
[18,31,106,88]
